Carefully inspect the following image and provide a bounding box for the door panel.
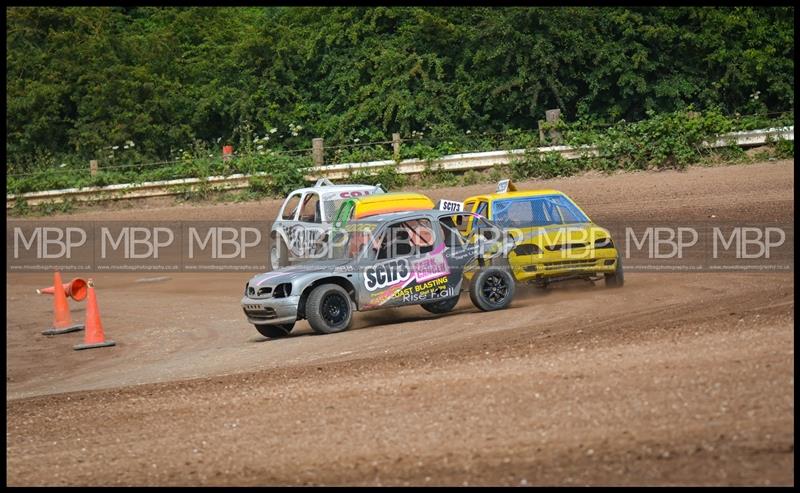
[357,217,457,309]
[284,192,329,260]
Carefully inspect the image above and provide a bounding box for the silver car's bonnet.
[248,268,312,288]
[246,259,354,296]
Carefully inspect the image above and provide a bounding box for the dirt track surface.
[6,161,794,485]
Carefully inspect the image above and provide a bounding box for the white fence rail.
[7,126,793,208]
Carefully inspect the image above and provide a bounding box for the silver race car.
[242,209,516,338]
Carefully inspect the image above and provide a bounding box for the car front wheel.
[604,254,624,288]
[305,284,353,334]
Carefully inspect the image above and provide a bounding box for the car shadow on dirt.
[245,303,544,344]
[246,279,609,343]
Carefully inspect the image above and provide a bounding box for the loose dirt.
[6,160,794,485]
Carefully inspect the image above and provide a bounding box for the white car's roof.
[289,178,382,199]
[293,183,375,195]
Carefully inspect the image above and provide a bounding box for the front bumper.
[509,248,619,282]
[241,295,301,325]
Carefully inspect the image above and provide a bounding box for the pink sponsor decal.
[410,243,450,282]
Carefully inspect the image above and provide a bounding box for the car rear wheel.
[421,295,460,314]
[604,254,624,288]
[255,323,295,339]
[306,284,353,334]
[469,267,515,311]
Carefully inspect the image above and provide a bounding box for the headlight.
[513,243,542,255]
[594,237,614,249]
[273,283,292,298]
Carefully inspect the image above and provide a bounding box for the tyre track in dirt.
[6,160,794,485]
[7,271,790,400]
[7,303,793,485]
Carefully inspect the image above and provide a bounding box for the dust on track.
[6,160,794,485]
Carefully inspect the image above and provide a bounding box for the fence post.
[90,160,98,177]
[312,138,324,166]
[392,133,401,161]
[545,109,562,145]
[222,145,234,162]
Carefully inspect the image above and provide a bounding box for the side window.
[375,226,409,260]
[456,214,470,234]
[376,218,435,259]
[438,215,467,248]
[281,193,302,220]
[299,193,321,223]
[457,201,477,234]
[406,219,436,255]
[460,201,489,236]
[475,201,489,218]
[466,216,501,243]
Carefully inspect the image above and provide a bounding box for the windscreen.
[323,199,347,222]
[491,195,589,228]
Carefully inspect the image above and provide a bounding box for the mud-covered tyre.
[305,284,353,334]
[604,254,624,288]
[469,267,515,311]
[270,237,290,271]
[420,295,460,314]
[255,323,295,339]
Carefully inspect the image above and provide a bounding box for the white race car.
[270,178,384,269]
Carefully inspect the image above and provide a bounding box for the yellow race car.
[462,179,623,288]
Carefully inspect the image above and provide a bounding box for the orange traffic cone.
[41,272,85,336]
[37,277,88,302]
[73,279,116,351]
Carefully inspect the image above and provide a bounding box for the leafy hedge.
[7,6,794,174]
[8,151,310,195]
[8,108,793,198]
[510,108,793,179]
